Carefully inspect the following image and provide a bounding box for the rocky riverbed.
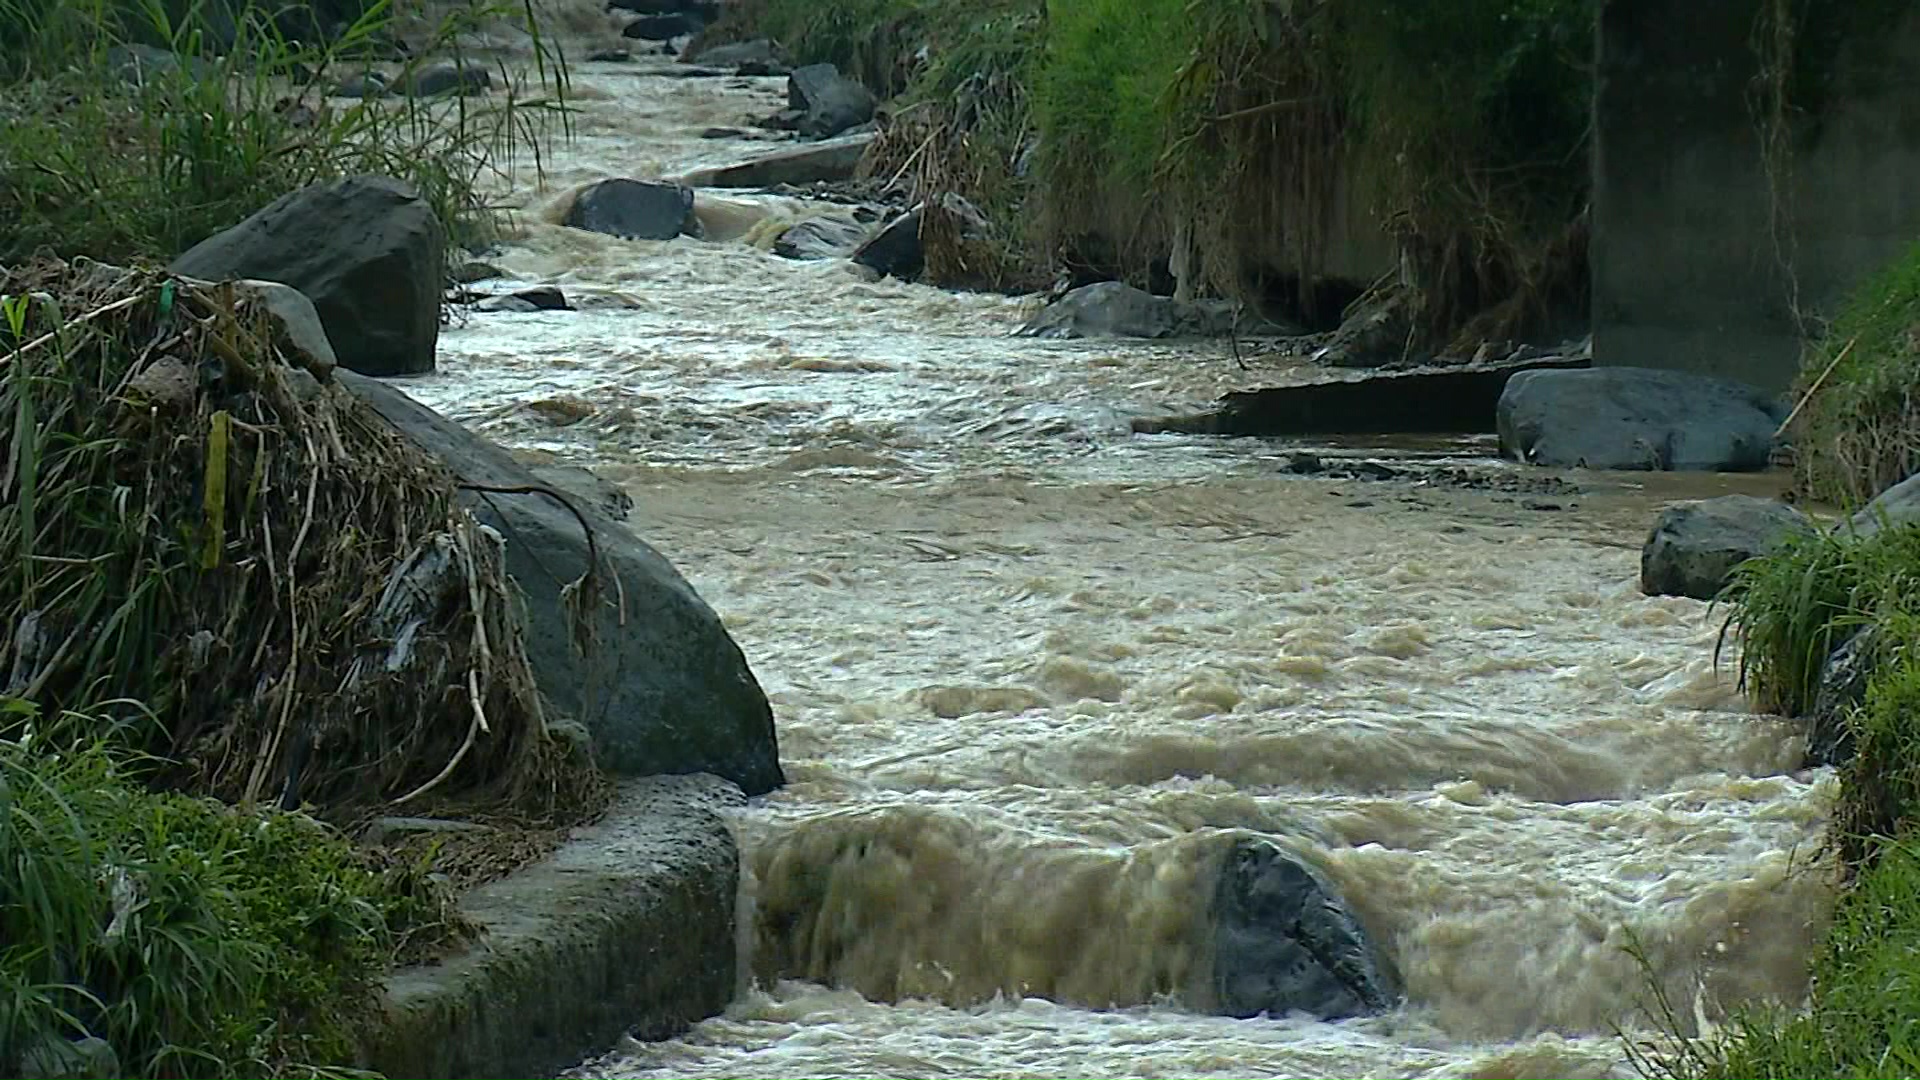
[373,17,1832,1078]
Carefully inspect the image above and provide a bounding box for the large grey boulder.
[1497,366,1785,472]
[787,63,876,139]
[1845,471,1920,539]
[1639,495,1814,601]
[171,175,443,377]
[564,179,701,241]
[1211,838,1399,1020]
[337,372,785,795]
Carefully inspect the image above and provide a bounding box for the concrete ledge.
[360,775,744,1079]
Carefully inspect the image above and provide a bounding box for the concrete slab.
[360,775,744,1078]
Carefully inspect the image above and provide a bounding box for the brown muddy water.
[388,20,1832,1078]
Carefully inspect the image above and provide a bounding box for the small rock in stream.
[786,62,877,139]
[563,178,701,241]
[477,285,571,312]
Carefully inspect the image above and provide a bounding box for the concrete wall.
[1593,0,1920,395]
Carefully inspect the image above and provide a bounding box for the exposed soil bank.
[361,776,744,1078]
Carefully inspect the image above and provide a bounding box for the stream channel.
[391,23,1831,1079]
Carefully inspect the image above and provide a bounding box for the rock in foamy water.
[1639,494,1812,601]
[1211,838,1399,1020]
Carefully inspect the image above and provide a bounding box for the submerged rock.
[392,61,491,98]
[477,285,572,312]
[1211,838,1399,1020]
[339,372,785,795]
[773,215,870,261]
[1017,281,1268,340]
[678,133,877,188]
[1497,366,1785,472]
[563,179,701,242]
[684,37,787,74]
[787,63,876,139]
[623,11,705,40]
[1639,495,1814,601]
[172,174,444,377]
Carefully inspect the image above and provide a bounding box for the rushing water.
[391,23,1833,1078]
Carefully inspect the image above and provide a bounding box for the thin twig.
[1775,335,1856,438]
[0,292,145,369]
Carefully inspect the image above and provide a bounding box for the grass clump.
[1786,238,1920,509]
[0,717,461,1077]
[0,0,570,264]
[1716,524,1920,717]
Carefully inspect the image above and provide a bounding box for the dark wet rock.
[585,47,634,63]
[849,209,926,279]
[339,372,785,794]
[623,12,705,40]
[774,216,870,261]
[1497,366,1785,472]
[1810,626,1879,768]
[1844,471,1920,540]
[172,174,444,377]
[564,179,701,241]
[332,70,387,97]
[106,44,215,84]
[453,260,505,284]
[1313,291,1414,369]
[529,464,635,522]
[685,37,787,74]
[1211,838,1399,1020]
[478,285,572,312]
[678,133,876,188]
[1639,495,1814,602]
[1017,281,1275,340]
[610,0,720,15]
[786,63,877,139]
[392,61,491,98]
[700,126,744,138]
[1284,453,1326,475]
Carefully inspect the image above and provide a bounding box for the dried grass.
[0,258,605,826]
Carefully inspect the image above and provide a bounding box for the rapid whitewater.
[392,17,1832,1077]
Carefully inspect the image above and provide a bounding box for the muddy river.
[392,20,1832,1078]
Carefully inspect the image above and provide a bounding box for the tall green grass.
[0,0,570,265]
[1716,524,1920,717]
[0,699,457,1077]
[1788,238,1920,509]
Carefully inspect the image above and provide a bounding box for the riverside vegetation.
[694,0,1592,352]
[0,1,589,1076]
[1642,241,1920,1077]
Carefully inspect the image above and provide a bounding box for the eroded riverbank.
[391,32,1831,1079]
